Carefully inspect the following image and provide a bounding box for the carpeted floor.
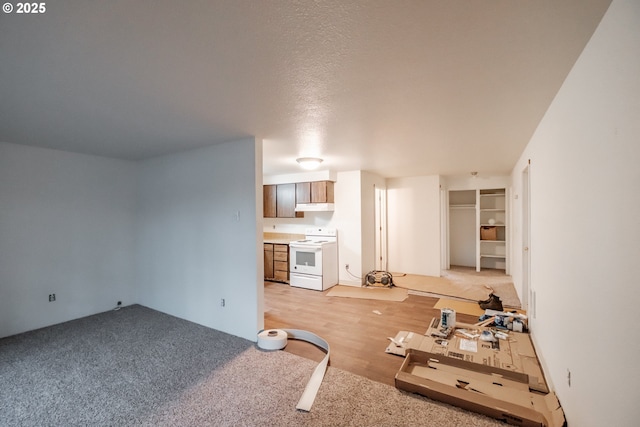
[0,305,503,426]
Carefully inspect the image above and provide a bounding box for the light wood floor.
[263,281,479,387]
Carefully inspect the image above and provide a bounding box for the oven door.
[289,244,323,276]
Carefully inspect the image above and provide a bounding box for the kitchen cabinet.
[264,243,289,283]
[295,180,334,204]
[273,244,289,282]
[263,184,303,218]
[296,182,311,204]
[276,183,298,218]
[264,243,274,278]
[311,181,334,203]
[263,185,277,218]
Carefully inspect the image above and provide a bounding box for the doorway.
[448,190,476,269]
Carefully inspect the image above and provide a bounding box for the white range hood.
[295,203,335,212]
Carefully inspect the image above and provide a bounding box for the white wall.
[442,174,510,191]
[332,171,363,286]
[136,138,262,341]
[449,208,476,267]
[263,170,337,185]
[360,171,386,275]
[387,175,441,277]
[510,1,639,425]
[0,142,137,338]
[263,214,332,234]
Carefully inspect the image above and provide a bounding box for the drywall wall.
[263,170,337,185]
[510,1,639,425]
[386,175,441,277]
[0,142,136,338]
[360,171,386,275]
[442,174,510,191]
[449,207,476,267]
[332,171,363,286]
[136,138,262,341]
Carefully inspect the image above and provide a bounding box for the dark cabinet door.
[264,244,274,279]
[311,181,334,203]
[276,183,297,218]
[296,182,311,204]
[263,185,277,218]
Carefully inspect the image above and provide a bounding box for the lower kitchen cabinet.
[264,244,274,278]
[264,243,289,283]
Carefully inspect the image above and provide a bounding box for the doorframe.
[521,163,531,313]
[374,185,388,271]
[440,188,449,271]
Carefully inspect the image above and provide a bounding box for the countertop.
[263,232,304,245]
[263,238,295,245]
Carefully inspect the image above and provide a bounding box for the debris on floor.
[386,314,563,426]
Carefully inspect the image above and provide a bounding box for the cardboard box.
[481,226,497,240]
[395,349,565,427]
[386,318,548,393]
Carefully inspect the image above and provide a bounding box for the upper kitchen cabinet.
[311,181,334,203]
[263,185,277,218]
[263,180,334,218]
[296,181,334,203]
[296,182,311,204]
[263,184,304,218]
[276,183,298,218]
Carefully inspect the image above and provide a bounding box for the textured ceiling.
[0,0,611,178]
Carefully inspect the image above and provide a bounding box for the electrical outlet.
[48,294,56,302]
[345,264,349,270]
[221,298,225,307]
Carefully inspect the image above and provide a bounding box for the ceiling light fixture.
[296,157,323,170]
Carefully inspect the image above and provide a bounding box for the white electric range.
[289,228,338,291]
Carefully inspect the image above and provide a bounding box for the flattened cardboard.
[386,318,548,393]
[395,349,565,427]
